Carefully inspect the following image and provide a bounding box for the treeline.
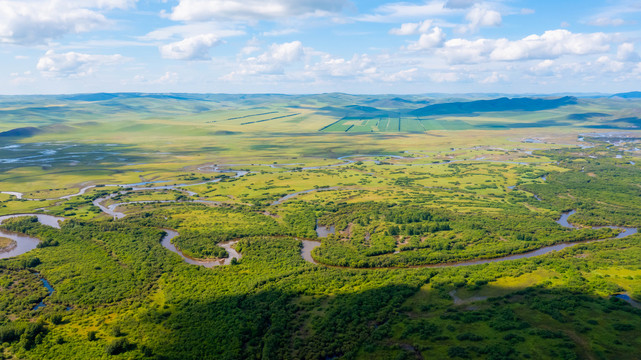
[312,200,619,268]
[522,148,641,227]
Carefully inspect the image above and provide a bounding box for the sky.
[1,0,641,95]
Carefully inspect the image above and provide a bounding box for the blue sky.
[1,0,640,94]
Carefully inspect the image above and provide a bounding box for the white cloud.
[436,38,495,64]
[37,50,125,77]
[382,68,418,82]
[407,27,446,50]
[308,53,377,78]
[529,59,556,75]
[489,30,611,61]
[520,8,535,15]
[160,34,222,60]
[429,72,460,82]
[262,28,299,37]
[588,17,626,27]
[390,20,432,36]
[142,23,245,41]
[359,1,455,22]
[264,41,305,63]
[152,71,179,84]
[65,0,136,9]
[127,71,179,85]
[460,5,501,33]
[0,0,135,45]
[225,41,305,78]
[10,70,35,85]
[616,43,640,62]
[479,71,507,83]
[434,30,613,64]
[596,56,625,72]
[241,37,261,55]
[167,0,348,22]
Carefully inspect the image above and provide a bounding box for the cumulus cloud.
[167,0,348,22]
[391,19,446,52]
[529,59,556,75]
[436,38,494,64]
[460,5,501,33]
[479,71,507,84]
[263,41,305,63]
[435,30,613,64]
[308,53,377,78]
[226,41,386,82]
[390,20,432,36]
[489,30,611,61]
[37,50,125,77]
[0,0,134,44]
[225,41,305,78]
[407,27,446,50]
[596,56,625,72]
[160,34,222,60]
[616,43,640,62]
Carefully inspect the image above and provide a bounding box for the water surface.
[160,229,241,267]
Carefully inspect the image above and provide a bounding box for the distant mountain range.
[610,92,641,99]
[409,96,578,117]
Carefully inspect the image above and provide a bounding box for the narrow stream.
[33,278,54,310]
[271,188,336,206]
[300,240,320,264]
[613,293,641,309]
[92,170,249,219]
[160,229,241,267]
[0,215,60,310]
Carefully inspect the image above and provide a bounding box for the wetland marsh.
[1,93,641,360]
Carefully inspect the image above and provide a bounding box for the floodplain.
[1,93,641,359]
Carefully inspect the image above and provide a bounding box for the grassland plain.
[0,93,641,359]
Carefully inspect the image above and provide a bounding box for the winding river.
[271,187,338,206]
[160,229,242,267]
[0,215,64,310]
[0,214,65,259]
[1,155,639,271]
[0,214,242,269]
[556,210,637,238]
[0,230,41,260]
[0,208,639,272]
[298,209,639,269]
[91,170,248,219]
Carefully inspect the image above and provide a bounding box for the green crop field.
[1,93,641,359]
